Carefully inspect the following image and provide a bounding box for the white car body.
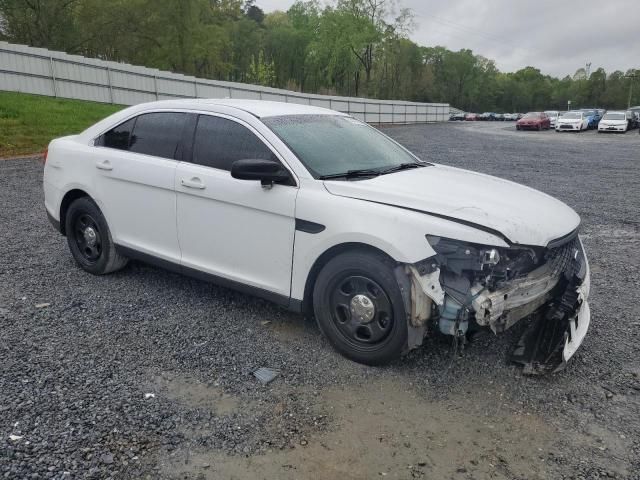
[544,111,560,128]
[43,99,590,372]
[598,111,629,132]
[556,112,588,131]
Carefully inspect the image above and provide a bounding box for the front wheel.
[312,251,408,365]
[65,197,128,275]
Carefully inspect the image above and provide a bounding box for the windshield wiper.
[318,169,382,180]
[379,162,429,174]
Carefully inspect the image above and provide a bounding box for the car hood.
[600,120,626,126]
[558,118,581,123]
[323,165,580,247]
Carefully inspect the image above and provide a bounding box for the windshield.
[544,111,558,116]
[582,110,595,116]
[603,113,625,120]
[561,112,582,119]
[523,112,540,118]
[262,115,422,178]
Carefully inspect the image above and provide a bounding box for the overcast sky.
[256,0,638,78]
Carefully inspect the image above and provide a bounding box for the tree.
[0,0,636,110]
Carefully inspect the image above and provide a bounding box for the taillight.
[43,148,48,164]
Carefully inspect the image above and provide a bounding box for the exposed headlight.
[426,235,539,279]
[427,236,501,272]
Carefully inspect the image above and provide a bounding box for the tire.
[312,250,408,366]
[65,197,128,275]
[537,124,542,131]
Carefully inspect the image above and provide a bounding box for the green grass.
[0,91,122,157]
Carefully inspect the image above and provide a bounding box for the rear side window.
[97,112,187,160]
[192,115,276,171]
[99,118,135,150]
[129,112,186,160]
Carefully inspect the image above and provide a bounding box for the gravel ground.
[1,121,639,479]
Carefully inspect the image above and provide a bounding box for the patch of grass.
[0,92,123,157]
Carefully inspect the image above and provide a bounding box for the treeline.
[1,0,638,111]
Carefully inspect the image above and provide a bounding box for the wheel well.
[59,189,90,236]
[300,242,396,316]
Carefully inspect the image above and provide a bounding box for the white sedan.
[598,111,631,133]
[544,110,560,128]
[555,111,589,132]
[43,99,590,373]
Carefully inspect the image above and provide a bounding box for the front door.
[175,114,298,299]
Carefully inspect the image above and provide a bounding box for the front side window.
[192,115,276,171]
[262,115,421,178]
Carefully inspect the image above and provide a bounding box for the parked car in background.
[628,106,640,128]
[42,99,591,371]
[479,112,492,121]
[450,112,466,121]
[516,113,524,120]
[597,111,633,133]
[544,110,560,128]
[580,109,601,129]
[503,113,518,121]
[494,113,504,121]
[516,112,551,131]
[465,113,479,121]
[556,111,589,132]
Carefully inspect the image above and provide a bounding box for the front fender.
[290,181,508,301]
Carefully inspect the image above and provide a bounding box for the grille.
[559,124,574,129]
[546,237,582,277]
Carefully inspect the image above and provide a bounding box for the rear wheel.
[65,197,128,275]
[312,251,407,365]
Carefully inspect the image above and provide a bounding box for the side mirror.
[231,159,290,186]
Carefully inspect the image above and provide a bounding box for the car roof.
[134,98,345,118]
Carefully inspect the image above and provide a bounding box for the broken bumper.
[511,238,591,374]
[404,234,591,374]
[562,252,590,363]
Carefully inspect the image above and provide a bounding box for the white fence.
[0,41,449,124]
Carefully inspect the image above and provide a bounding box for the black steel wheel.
[313,250,407,365]
[329,275,394,346]
[65,197,128,275]
[72,213,103,263]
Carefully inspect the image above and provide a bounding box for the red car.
[464,113,479,121]
[516,112,551,131]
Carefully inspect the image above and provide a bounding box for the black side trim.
[546,226,580,249]
[351,198,513,244]
[46,209,62,234]
[295,218,326,234]
[114,244,303,311]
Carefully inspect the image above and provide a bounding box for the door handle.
[96,160,113,171]
[181,177,206,190]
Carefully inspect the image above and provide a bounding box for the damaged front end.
[397,231,590,374]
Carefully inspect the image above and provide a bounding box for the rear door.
[175,113,298,299]
[93,111,188,263]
